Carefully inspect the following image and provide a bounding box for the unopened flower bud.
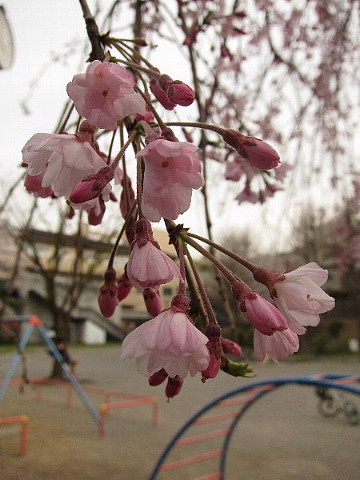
[150,78,176,110]
[143,288,163,317]
[221,337,242,356]
[222,129,280,169]
[70,166,114,204]
[98,267,118,317]
[167,81,195,106]
[202,324,222,382]
[165,376,184,400]
[117,270,133,301]
[149,368,168,386]
[243,292,288,336]
[120,177,135,219]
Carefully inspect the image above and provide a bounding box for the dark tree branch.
[79,0,105,61]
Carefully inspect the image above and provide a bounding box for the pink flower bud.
[221,338,243,356]
[165,376,184,400]
[70,166,114,204]
[120,177,135,219]
[143,288,163,317]
[222,129,280,170]
[148,368,168,386]
[243,293,288,336]
[167,81,195,107]
[150,78,176,110]
[98,267,118,317]
[117,270,133,301]
[201,324,222,381]
[201,352,221,381]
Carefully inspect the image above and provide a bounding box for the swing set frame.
[0,315,100,427]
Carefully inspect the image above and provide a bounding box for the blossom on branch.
[254,328,299,362]
[66,61,146,130]
[243,292,288,335]
[274,262,335,334]
[127,218,180,291]
[120,300,210,378]
[22,131,105,198]
[138,139,204,222]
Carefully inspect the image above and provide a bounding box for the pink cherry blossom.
[22,132,105,198]
[119,307,210,378]
[274,262,335,334]
[138,139,204,222]
[66,61,146,130]
[254,328,299,362]
[243,293,288,335]
[127,241,180,291]
[24,172,53,198]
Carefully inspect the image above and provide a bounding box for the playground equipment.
[0,315,100,428]
[149,374,360,480]
[5,378,159,438]
[0,415,29,455]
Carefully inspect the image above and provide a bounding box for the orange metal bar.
[98,404,108,439]
[19,415,29,455]
[175,428,230,446]
[194,411,239,425]
[160,449,223,472]
[193,473,222,480]
[0,415,29,455]
[98,397,159,438]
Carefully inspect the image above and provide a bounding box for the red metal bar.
[160,449,223,472]
[175,428,230,446]
[0,415,29,455]
[194,411,239,425]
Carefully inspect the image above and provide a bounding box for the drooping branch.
[79,0,105,61]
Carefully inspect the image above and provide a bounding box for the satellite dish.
[0,5,13,69]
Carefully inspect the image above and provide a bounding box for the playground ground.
[0,346,359,480]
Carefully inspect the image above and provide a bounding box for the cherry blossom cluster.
[21,20,336,399]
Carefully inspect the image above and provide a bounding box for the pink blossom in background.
[274,262,335,335]
[138,139,204,222]
[243,293,288,335]
[127,241,180,291]
[119,308,210,378]
[254,328,299,362]
[22,133,105,198]
[66,61,146,130]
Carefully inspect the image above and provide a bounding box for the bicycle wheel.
[343,400,360,425]
[317,398,340,417]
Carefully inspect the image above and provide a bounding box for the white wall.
[82,321,106,345]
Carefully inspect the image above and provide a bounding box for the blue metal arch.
[149,374,360,480]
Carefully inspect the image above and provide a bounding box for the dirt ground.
[0,346,359,480]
